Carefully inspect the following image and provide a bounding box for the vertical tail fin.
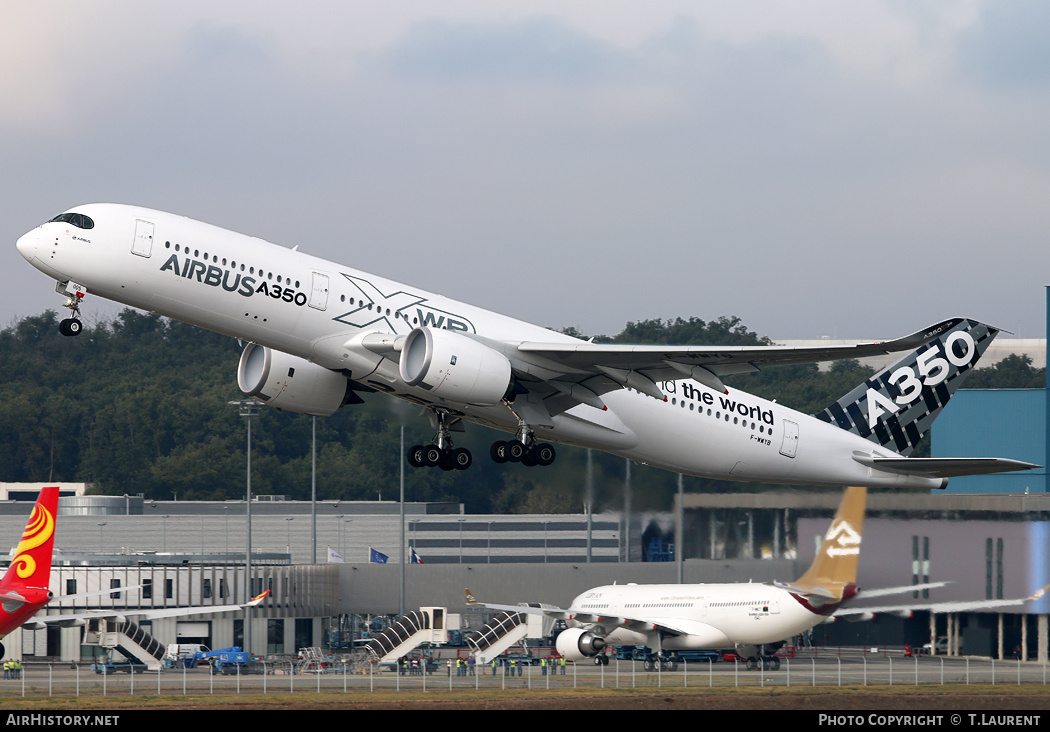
[813,319,998,456]
[790,487,866,602]
[0,487,59,592]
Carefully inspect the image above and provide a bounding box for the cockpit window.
[49,212,94,230]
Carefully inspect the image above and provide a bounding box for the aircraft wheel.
[452,447,472,470]
[746,657,757,671]
[535,443,556,466]
[490,441,508,463]
[423,445,443,467]
[407,445,426,468]
[438,451,456,471]
[771,657,780,671]
[521,451,537,467]
[506,440,527,462]
[59,318,82,337]
[643,658,655,672]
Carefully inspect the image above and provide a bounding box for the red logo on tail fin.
[1,487,59,589]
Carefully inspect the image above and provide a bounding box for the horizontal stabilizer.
[855,455,1041,479]
[836,584,1050,617]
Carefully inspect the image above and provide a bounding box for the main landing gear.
[490,417,555,467]
[406,406,558,471]
[643,653,679,672]
[745,655,781,671]
[407,410,473,472]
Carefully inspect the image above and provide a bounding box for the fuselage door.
[780,420,799,458]
[132,220,154,258]
[309,272,330,310]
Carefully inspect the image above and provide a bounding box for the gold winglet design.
[465,588,478,605]
[1028,585,1050,602]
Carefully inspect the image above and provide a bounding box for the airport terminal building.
[2,484,1050,664]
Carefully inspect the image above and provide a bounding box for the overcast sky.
[3,1,1049,341]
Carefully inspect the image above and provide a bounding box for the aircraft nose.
[16,230,38,262]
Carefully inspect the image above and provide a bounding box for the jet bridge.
[83,617,166,671]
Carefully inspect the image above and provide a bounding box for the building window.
[66,579,77,595]
[109,579,121,600]
[143,579,153,600]
[267,619,285,655]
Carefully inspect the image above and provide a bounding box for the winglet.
[245,589,271,607]
[1029,585,1050,602]
[465,588,478,605]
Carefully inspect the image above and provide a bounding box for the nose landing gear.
[56,281,87,337]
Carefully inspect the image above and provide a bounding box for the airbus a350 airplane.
[467,487,1049,669]
[15,205,1037,487]
[0,486,269,658]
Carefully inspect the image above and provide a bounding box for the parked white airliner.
[468,487,1049,669]
[15,204,1037,487]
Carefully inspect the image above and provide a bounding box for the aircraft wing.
[25,590,271,627]
[835,585,1050,618]
[517,318,964,377]
[465,589,573,620]
[853,456,1042,478]
[502,318,971,403]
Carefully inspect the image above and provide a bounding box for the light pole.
[97,522,107,553]
[285,517,294,558]
[586,449,593,563]
[399,424,406,617]
[230,398,260,655]
[161,515,169,551]
[311,415,317,564]
[677,473,684,584]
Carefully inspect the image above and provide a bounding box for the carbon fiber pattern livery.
[813,319,998,456]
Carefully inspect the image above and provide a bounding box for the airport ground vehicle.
[92,655,147,674]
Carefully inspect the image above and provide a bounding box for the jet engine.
[555,627,607,661]
[238,343,354,417]
[398,327,513,406]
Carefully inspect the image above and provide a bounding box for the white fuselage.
[569,583,827,650]
[16,204,941,488]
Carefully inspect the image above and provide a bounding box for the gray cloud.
[3,3,1050,344]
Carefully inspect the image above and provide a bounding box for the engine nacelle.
[398,327,513,406]
[238,343,353,417]
[555,627,607,661]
